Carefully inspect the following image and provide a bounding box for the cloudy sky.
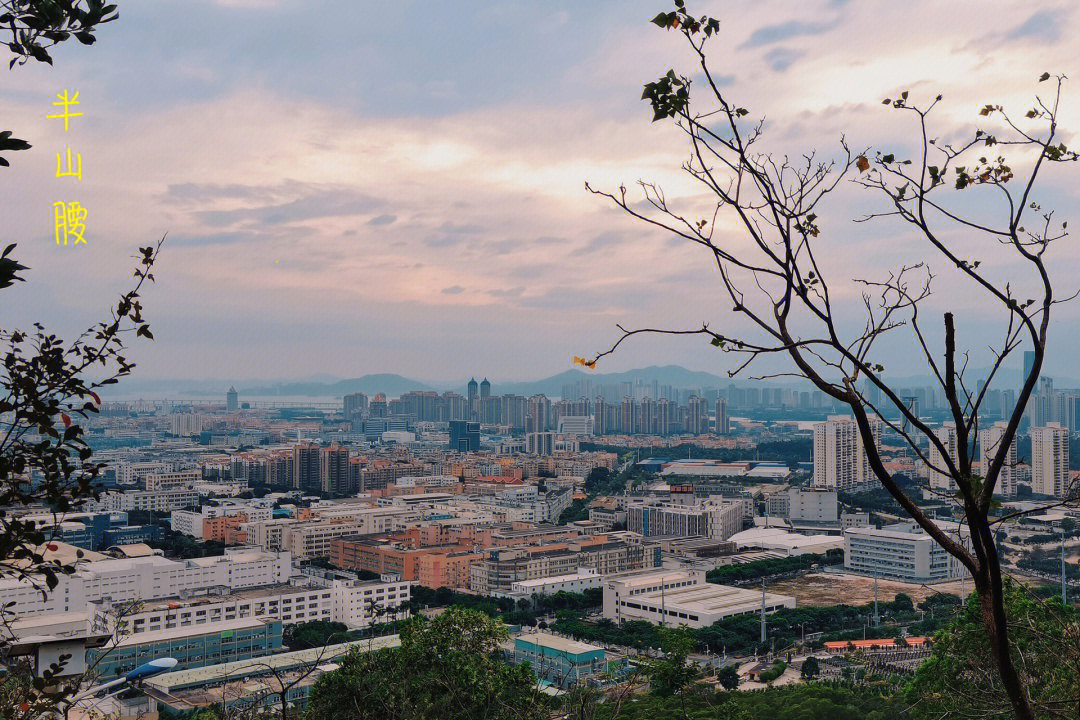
[1,0,1078,386]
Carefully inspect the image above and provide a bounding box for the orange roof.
[474,475,523,484]
[824,636,929,650]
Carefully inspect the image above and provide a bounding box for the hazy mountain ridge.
[110,363,1066,400]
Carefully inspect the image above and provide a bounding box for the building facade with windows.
[844,521,969,582]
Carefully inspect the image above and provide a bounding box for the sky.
[1,0,1079,387]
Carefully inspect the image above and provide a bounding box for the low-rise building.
[0,546,293,618]
[602,569,795,629]
[504,569,603,599]
[87,617,283,679]
[89,584,334,636]
[506,633,611,689]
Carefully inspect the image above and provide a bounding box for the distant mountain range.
[110,365,734,400]
[109,363,1077,400]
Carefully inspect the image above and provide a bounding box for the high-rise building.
[343,392,368,420]
[480,378,491,399]
[813,415,880,490]
[527,395,551,433]
[620,397,638,434]
[319,443,351,495]
[292,443,320,492]
[714,398,728,435]
[369,393,388,418]
[979,421,1018,497]
[656,399,672,436]
[686,395,705,435]
[467,378,479,406]
[901,396,919,434]
[449,420,480,452]
[1031,422,1069,498]
[926,422,959,493]
[1023,350,1037,383]
[226,386,238,412]
[170,412,204,437]
[526,431,555,456]
[592,397,607,436]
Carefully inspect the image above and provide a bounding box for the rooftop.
[146,635,400,691]
[514,632,602,656]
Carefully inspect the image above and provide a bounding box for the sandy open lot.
[767,572,1016,606]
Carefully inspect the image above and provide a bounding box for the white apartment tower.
[1031,422,1069,498]
[813,415,880,490]
[979,421,1018,497]
[927,422,959,493]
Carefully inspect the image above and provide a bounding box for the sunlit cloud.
[0,0,1078,384]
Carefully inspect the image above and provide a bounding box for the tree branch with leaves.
[580,4,1078,719]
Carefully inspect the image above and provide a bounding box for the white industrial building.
[0,545,293,618]
[844,521,970,582]
[89,584,336,635]
[329,576,413,629]
[727,527,843,556]
[602,569,795,629]
[505,569,603,599]
[88,488,200,513]
[766,487,838,524]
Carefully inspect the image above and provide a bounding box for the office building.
[343,392,369,420]
[170,413,205,437]
[626,498,748,541]
[448,420,480,452]
[766,487,838,524]
[844,521,969,582]
[226,386,239,412]
[557,415,594,437]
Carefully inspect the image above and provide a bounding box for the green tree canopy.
[910,579,1080,719]
[304,608,547,720]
